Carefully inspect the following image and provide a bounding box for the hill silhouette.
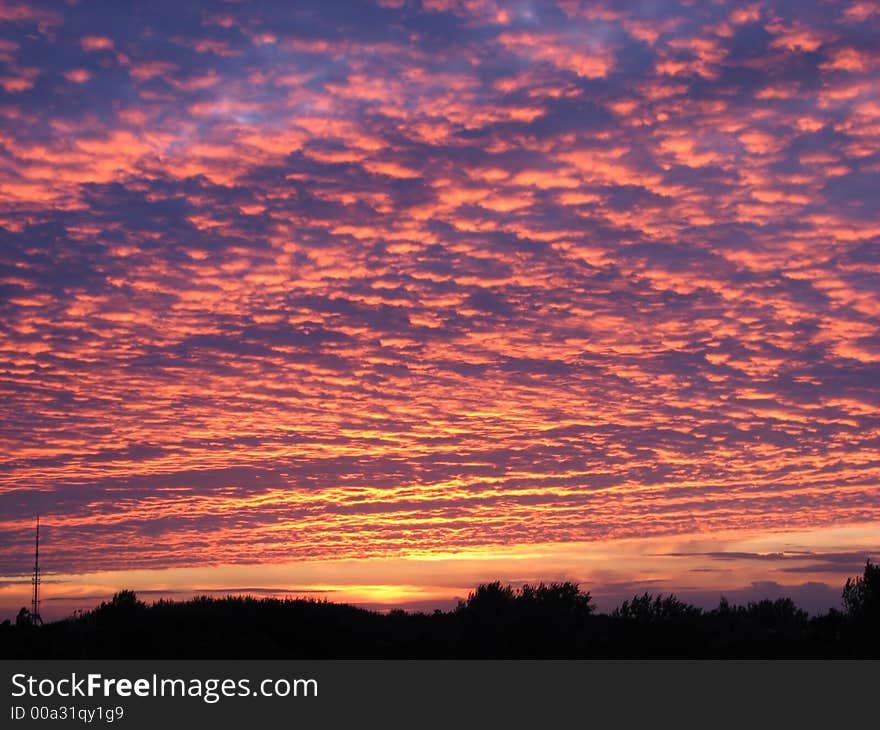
[2,562,878,659]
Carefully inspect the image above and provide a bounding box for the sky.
[0,0,878,619]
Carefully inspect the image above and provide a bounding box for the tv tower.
[31,515,43,625]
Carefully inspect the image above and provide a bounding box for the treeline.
[2,561,878,659]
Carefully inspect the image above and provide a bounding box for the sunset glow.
[1,0,878,618]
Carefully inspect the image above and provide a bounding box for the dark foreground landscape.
[3,562,878,659]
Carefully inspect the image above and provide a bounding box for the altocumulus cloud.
[0,0,878,576]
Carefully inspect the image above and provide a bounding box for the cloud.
[0,0,877,585]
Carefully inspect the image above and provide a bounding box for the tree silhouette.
[519,581,594,618]
[841,559,880,656]
[2,567,879,658]
[459,581,516,615]
[455,581,593,657]
[842,559,880,620]
[612,593,700,623]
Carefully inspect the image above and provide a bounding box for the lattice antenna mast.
[31,515,43,625]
